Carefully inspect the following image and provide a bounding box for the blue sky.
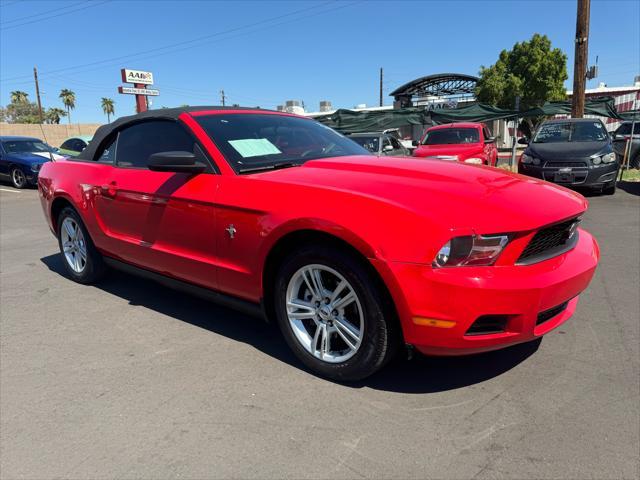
[1,0,638,123]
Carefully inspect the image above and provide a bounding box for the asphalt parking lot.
[1,182,638,479]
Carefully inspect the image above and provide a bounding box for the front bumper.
[374,228,599,355]
[518,161,618,187]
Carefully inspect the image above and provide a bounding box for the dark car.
[0,136,60,189]
[611,121,640,169]
[348,132,409,156]
[518,118,619,195]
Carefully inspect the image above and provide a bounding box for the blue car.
[0,136,60,189]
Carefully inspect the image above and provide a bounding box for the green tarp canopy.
[315,96,630,133]
[619,110,640,121]
[313,108,432,134]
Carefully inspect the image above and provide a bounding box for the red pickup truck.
[413,122,498,166]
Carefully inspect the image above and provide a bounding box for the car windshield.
[533,121,608,143]
[195,113,368,173]
[423,128,479,145]
[350,136,380,153]
[615,123,640,136]
[2,140,53,154]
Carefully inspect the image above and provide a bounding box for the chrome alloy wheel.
[61,217,87,273]
[11,168,26,188]
[286,264,364,363]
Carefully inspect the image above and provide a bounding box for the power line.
[0,0,109,30]
[1,1,86,25]
[0,1,337,81]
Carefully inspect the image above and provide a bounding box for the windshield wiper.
[239,162,300,173]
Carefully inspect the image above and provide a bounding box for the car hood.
[527,141,610,160]
[256,155,587,233]
[413,143,483,159]
[5,152,63,164]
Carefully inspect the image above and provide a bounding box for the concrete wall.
[0,123,103,148]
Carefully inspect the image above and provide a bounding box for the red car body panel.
[37,109,599,356]
[413,122,498,166]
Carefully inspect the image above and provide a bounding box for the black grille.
[518,218,580,264]
[465,315,509,336]
[543,161,587,168]
[537,301,569,325]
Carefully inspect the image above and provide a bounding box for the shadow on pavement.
[41,253,540,394]
[617,180,640,196]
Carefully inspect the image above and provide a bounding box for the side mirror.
[412,140,419,147]
[484,136,496,144]
[517,137,529,145]
[147,151,206,173]
[383,144,394,152]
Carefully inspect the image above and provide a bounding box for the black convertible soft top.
[78,106,268,161]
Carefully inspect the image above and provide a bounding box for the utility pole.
[33,67,44,124]
[379,67,383,107]
[220,89,226,107]
[571,0,590,118]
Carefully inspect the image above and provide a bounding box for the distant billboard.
[118,86,159,96]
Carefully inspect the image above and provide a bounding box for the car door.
[93,119,221,290]
[389,136,407,156]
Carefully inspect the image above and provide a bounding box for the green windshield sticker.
[228,138,282,158]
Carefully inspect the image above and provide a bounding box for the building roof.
[389,73,479,98]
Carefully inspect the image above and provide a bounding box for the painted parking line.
[0,188,21,193]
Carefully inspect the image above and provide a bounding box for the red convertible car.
[38,107,599,381]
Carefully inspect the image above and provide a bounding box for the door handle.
[100,181,117,197]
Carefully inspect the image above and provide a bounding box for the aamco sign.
[121,68,154,85]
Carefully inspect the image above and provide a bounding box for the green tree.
[59,89,76,124]
[44,107,67,124]
[101,97,115,122]
[10,91,29,104]
[475,34,568,133]
[3,101,40,123]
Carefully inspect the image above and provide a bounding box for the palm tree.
[101,97,115,123]
[10,91,29,104]
[44,108,67,124]
[59,89,76,124]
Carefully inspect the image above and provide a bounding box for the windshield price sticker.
[228,138,282,158]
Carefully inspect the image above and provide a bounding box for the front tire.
[57,207,106,284]
[274,245,398,381]
[10,166,27,189]
[602,181,616,195]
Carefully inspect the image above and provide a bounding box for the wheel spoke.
[329,279,347,303]
[302,268,322,299]
[63,219,75,239]
[334,316,360,345]
[333,291,356,310]
[333,324,357,351]
[320,324,330,358]
[73,252,82,272]
[287,300,316,320]
[311,324,322,355]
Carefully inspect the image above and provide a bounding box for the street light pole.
[571,0,590,118]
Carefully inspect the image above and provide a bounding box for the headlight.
[30,163,41,172]
[521,154,533,164]
[592,155,602,165]
[601,152,616,164]
[433,234,509,267]
[464,158,483,165]
[532,157,541,165]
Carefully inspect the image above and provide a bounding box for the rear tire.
[274,245,399,381]
[56,207,106,284]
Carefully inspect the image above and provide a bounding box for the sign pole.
[135,83,147,113]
